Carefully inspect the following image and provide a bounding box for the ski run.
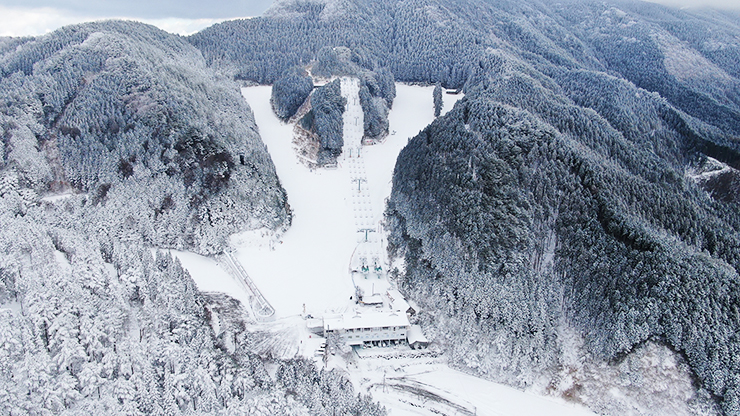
[175,81,595,416]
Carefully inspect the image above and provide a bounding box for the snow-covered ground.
[235,86,356,318]
[40,191,76,203]
[350,355,596,416]
[171,250,253,306]
[180,83,596,416]
[230,83,461,319]
[341,77,364,154]
[687,156,734,181]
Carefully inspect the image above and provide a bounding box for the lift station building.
[323,311,411,346]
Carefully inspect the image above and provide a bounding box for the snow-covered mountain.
[1,0,739,415]
[0,20,381,415]
[1,20,289,254]
[190,1,740,414]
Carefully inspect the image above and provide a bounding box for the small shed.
[360,293,383,306]
[306,318,324,336]
[407,325,429,349]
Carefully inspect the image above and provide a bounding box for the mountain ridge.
[187,0,740,413]
[0,20,386,415]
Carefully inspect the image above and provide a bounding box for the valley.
[177,82,595,415]
[2,1,740,414]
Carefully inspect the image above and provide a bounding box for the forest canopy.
[0,20,383,415]
[190,0,740,413]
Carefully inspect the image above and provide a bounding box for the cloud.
[0,0,274,19]
[137,17,246,36]
[2,0,737,38]
[0,5,251,37]
[0,6,82,37]
[644,0,740,10]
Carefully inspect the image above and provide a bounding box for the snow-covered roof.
[324,311,410,331]
[407,325,429,345]
[386,289,412,313]
[361,293,383,305]
[306,318,323,330]
[407,298,420,314]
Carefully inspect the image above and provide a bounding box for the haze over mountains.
[1,0,739,415]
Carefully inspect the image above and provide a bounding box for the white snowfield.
[180,82,596,416]
[229,82,459,319]
[360,361,596,416]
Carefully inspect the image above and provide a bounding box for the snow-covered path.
[356,359,596,416]
[341,77,363,155]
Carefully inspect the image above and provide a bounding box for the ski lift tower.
[352,178,367,192]
[358,227,376,242]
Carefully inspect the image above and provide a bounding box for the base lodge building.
[323,311,410,346]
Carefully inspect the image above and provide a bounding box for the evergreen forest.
[192,0,740,413]
[1,0,740,414]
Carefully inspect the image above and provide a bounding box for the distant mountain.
[189,1,740,414]
[190,0,740,140]
[0,20,384,415]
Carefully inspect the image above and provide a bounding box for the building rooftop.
[324,310,411,331]
[407,325,429,345]
[386,289,412,313]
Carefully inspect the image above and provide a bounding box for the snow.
[171,250,253,312]
[232,83,461,319]
[687,156,733,181]
[341,77,363,152]
[40,192,76,203]
[1,301,22,316]
[406,325,428,345]
[176,82,595,416]
[386,289,412,313]
[54,250,71,272]
[359,362,596,416]
[236,86,356,318]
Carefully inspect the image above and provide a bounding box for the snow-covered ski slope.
[229,83,461,318]
[341,77,363,154]
[176,83,596,416]
[179,84,459,315]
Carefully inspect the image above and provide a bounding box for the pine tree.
[433,83,443,117]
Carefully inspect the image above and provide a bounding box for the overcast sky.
[0,0,275,36]
[0,0,738,37]
[1,0,275,20]
[651,0,740,9]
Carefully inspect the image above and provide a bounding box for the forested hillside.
[0,21,383,415]
[298,78,346,165]
[189,0,740,414]
[190,0,740,146]
[270,46,396,165]
[1,20,291,254]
